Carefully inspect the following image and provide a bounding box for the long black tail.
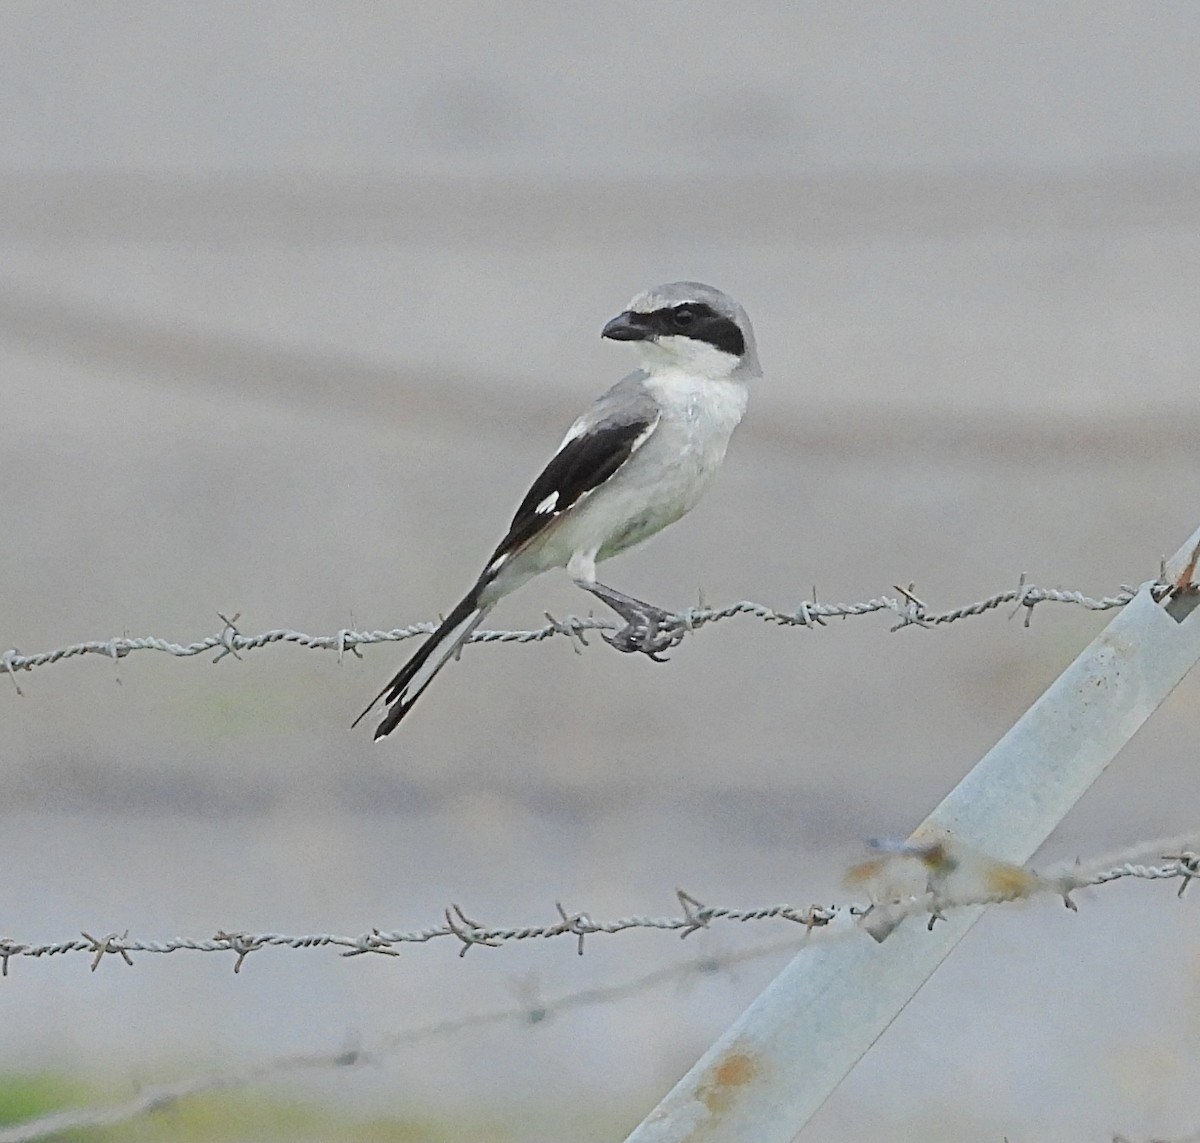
[352,585,492,739]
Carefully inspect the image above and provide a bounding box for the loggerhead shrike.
[353,281,760,739]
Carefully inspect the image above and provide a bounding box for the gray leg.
[577,581,684,661]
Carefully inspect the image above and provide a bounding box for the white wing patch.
[488,407,662,576]
[627,417,658,456]
[550,412,660,512]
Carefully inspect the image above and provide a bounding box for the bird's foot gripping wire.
[580,582,685,661]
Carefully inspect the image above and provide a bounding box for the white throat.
[635,335,744,381]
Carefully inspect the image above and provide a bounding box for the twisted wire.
[1,839,1193,975]
[0,576,1159,686]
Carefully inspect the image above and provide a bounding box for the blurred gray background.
[2,3,1200,1140]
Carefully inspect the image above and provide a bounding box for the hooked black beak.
[601,310,652,341]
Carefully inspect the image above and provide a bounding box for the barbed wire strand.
[0,938,800,1143]
[0,834,1193,976]
[0,835,1194,1142]
[0,575,1167,688]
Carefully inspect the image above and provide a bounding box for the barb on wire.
[0,837,1194,1142]
[0,574,1168,682]
[0,834,1197,1143]
[0,836,1193,976]
[0,939,799,1143]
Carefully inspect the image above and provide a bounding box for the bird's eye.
[672,306,697,328]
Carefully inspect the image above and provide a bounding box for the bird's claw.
[601,609,683,661]
[580,582,686,661]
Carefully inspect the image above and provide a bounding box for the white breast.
[505,367,750,580]
[641,369,749,482]
[584,369,748,560]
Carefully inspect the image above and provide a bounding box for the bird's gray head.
[601,281,761,380]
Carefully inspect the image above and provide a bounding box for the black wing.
[486,408,659,570]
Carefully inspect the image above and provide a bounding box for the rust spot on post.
[696,1047,760,1116]
[714,1053,756,1089]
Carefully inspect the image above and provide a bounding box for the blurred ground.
[2,5,1200,1141]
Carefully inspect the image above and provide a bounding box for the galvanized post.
[624,523,1200,1143]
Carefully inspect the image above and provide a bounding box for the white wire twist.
[0,838,1196,1143]
[0,575,1161,690]
[0,837,1194,1143]
[0,840,1193,976]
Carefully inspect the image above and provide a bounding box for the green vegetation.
[0,1073,509,1142]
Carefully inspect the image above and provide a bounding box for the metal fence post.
[624,523,1200,1143]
